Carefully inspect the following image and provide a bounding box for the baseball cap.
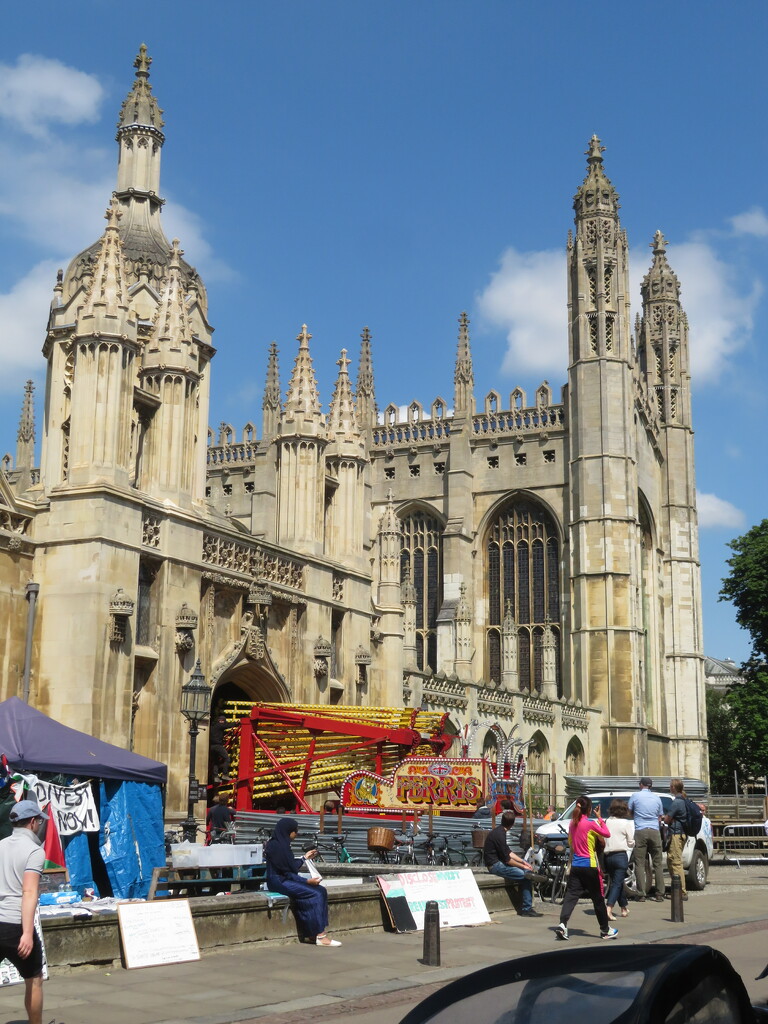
[639,776,653,788]
[9,800,48,822]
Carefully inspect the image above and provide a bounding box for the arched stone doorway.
[207,648,291,785]
[212,658,290,711]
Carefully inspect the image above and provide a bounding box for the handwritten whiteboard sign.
[377,869,490,929]
[118,900,200,969]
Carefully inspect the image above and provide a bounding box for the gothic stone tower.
[32,47,215,804]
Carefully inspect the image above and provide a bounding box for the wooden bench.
[148,864,268,900]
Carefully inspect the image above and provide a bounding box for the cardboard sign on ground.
[117,899,200,969]
[377,869,490,932]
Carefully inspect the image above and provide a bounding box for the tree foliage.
[705,687,739,793]
[706,664,768,790]
[711,521,768,787]
[719,518,768,660]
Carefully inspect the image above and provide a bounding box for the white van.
[534,791,713,891]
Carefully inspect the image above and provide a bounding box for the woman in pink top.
[555,795,616,941]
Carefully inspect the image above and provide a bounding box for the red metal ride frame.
[233,705,453,812]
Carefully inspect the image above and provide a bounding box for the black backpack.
[683,797,703,837]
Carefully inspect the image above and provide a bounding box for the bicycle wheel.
[447,849,469,867]
[550,864,568,904]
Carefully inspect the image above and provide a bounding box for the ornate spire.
[283,324,322,423]
[378,489,402,588]
[639,231,687,423]
[262,341,282,440]
[327,348,360,440]
[453,311,475,415]
[15,380,35,472]
[148,239,193,352]
[573,134,619,224]
[80,199,131,319]
[379,488,400,537]
[356,326,378,429]
[117,44,164,132]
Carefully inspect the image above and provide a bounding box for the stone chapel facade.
[0,49,708,812]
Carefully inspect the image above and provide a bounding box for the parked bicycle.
[309,832,361,864]
[527,824,570,903]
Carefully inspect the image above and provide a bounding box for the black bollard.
[670,873,684,922]
[423,900,441,966]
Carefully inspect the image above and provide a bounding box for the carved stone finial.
[169,238,184,266]
[134,43,152,77]
[586,134,605,163]
[651,229,668,255]
[105,197,122,231]
[297,324,312,346]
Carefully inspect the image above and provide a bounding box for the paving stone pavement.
[4,866,767,1024]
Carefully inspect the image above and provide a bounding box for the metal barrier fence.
[717,823,768,866]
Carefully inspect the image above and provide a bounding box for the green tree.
[720,518,768,660]
[704,687,739,793]
[716,522,768,785]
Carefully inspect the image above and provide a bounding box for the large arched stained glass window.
[400,509,443,672]
[485,499,561,693]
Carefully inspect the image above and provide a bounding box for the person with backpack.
[663,778,689,901]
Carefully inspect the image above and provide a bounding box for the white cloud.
[655,241,761,382]
[163,199,235,284]
[729,206,768,238]
[0,139,113,255]
[476,248,565,375]
[477,238,759,386]
[0,259,56,395]
[0,55,103,138]
[696,491,745,530]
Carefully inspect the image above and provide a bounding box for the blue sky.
[0,1,765,662]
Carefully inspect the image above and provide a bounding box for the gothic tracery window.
[400,509,443,673]
[485,499,561,692]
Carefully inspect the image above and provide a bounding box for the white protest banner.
[384,869,491,929]
[33,779,99,835]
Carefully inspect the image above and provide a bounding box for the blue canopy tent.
[0,697,167,899]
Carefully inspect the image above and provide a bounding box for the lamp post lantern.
[179,659,212,843]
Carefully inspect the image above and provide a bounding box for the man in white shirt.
[0,799,48,1024]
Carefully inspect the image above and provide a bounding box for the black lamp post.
[180,659,212,843]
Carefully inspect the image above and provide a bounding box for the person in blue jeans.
[483,810,541,917]
[604,799,635,920]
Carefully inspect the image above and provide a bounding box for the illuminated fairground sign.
[341,758,487,814]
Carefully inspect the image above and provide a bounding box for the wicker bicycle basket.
[472,829,490,850]
[367,827,396,851]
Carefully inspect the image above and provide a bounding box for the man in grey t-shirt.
[0,799,48,1024]
[627,778,665,901]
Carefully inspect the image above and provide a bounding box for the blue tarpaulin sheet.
[99,781,165,899]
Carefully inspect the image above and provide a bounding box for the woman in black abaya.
[264,817,341,946]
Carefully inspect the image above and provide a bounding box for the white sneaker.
[555,923,568,941]
[601,927,619,940]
